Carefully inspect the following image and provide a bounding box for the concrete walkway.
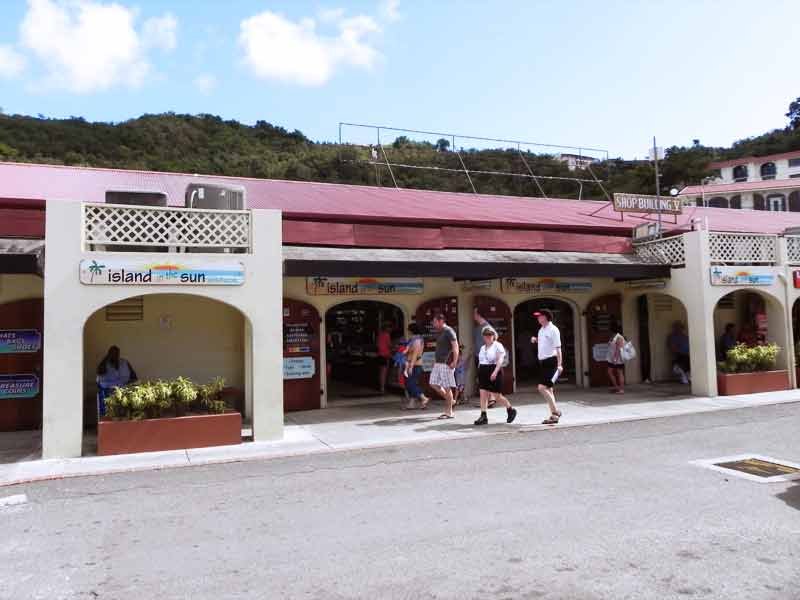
[2,384,799,487]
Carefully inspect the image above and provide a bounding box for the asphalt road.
[2,404,799,600]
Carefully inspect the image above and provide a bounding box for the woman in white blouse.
[474,326,517,426]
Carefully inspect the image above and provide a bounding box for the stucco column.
[248,210,284,441]
[42,202,84,458]
[778,240,796,388]
[680,230,718,397]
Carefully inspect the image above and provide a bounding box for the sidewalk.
[2,384,799,488]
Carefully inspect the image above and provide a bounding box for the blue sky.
[0,0,798,158]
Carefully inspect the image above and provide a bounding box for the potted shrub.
[717,343,789,396]
[97,376,242,456]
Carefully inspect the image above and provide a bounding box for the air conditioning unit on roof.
[185,183,246,210]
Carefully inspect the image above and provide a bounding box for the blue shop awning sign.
[0,329,42,354]
[0,374,40,399]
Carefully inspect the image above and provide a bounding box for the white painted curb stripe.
[0,493,28,507]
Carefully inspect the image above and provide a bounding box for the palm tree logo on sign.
[88,260,105,283]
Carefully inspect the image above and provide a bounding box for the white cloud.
[143,13,177,51]
[19,0,177,93]
[193,73,216,94]
[380,0,401,22]
[0,45,26,79]
[238,8,383,86]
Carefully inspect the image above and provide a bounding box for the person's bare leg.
[618,370,625,393]
[443,387,455,416]
[379,365,388,394]
[494,393,512,409]
[538,384,559,415]
[607,367,618,392]
[479,389,488,412]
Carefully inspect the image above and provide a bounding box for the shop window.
[729,195,742,209]
[753,194,766,210]
[105,297,144,321]
[760,162,776,180]
[788,158,800,168]
[732,165,748,182]
[767,194,786,212]
[708,196,729,208]
[790,191,800,213]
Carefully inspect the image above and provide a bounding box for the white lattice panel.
[634,235,686,266]
[83,203,251,251]
[786,236,800,265]
[709,233,776,265]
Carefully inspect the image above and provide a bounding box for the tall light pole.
[652,136,662,233]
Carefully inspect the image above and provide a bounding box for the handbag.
[621,340,637,362]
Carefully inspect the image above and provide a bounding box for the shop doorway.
[714,291,775,358]
[415,297,459,394]
[513,298,576,387]
[325,300,405,401]
[0,299,43,432]
[636,295,652,383]
[283,299,321,412]
[473,296,514,394]
[587,294,623,386]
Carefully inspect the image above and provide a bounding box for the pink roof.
[709,150,800,169]
[3,161,800,236]
[680,178,800,195]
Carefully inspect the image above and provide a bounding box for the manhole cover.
[692,454,800,483]
[714,458,800,478]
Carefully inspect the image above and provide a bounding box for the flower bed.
[98,376,242,456]
[717,343,789,396]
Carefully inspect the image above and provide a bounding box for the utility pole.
[653,136,662,234]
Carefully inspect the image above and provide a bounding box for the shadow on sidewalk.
[776,484,800,511]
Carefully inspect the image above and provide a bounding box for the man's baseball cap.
[533,309,553,320]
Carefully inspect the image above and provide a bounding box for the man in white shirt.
[530,309,563,424]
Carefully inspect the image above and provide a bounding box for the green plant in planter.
[718,343,780,374]
[172,376,197,412]
[198,376,227,414]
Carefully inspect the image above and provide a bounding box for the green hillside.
[1,98,799,200]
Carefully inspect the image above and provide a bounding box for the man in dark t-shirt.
[429,313,458,419]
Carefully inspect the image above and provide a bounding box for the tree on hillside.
[435,138,450,152]
[787,96,800,130]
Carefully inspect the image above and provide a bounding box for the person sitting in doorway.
[96,345,138,416]
[718,323,737,360]
[667,322,691,385]
[737,323,757,347]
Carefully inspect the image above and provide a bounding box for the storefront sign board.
[283,357,316,380]
[501,278,592,294]
[710,267,774,286]
[80,258,245,285]
[461,280,494,291]
[306,277,423,296]
[0,329,41,353]
[625,279,667,290]
[0,374,39,399]
[613,193,682,214]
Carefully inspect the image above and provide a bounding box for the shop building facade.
[3,162,800,459]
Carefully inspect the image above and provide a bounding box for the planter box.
[717,370,790,396]
[98,411,242,456]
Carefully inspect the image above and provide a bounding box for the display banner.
[613,193,682,214]
[461,280,494,291]
[501,278,592,294]
[283,357,316,380]
[0,374,39,399]
[79,258,245,285]
[306,277,423,296]
[709,267,774,286]
[0,329,41,353]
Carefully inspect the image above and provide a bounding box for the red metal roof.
[680,178,800,196]
[709,150,800,170]
[3,161,800,237]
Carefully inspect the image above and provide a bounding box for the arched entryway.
[635,293,689,384]
[415,297,458,396]
[587,294,623,386]
[324,300,405,401]
[714,290,787,364]
[473,296,514,394]
[83,293,249,452]
[0,298,43,432]
[513,298,576,387]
